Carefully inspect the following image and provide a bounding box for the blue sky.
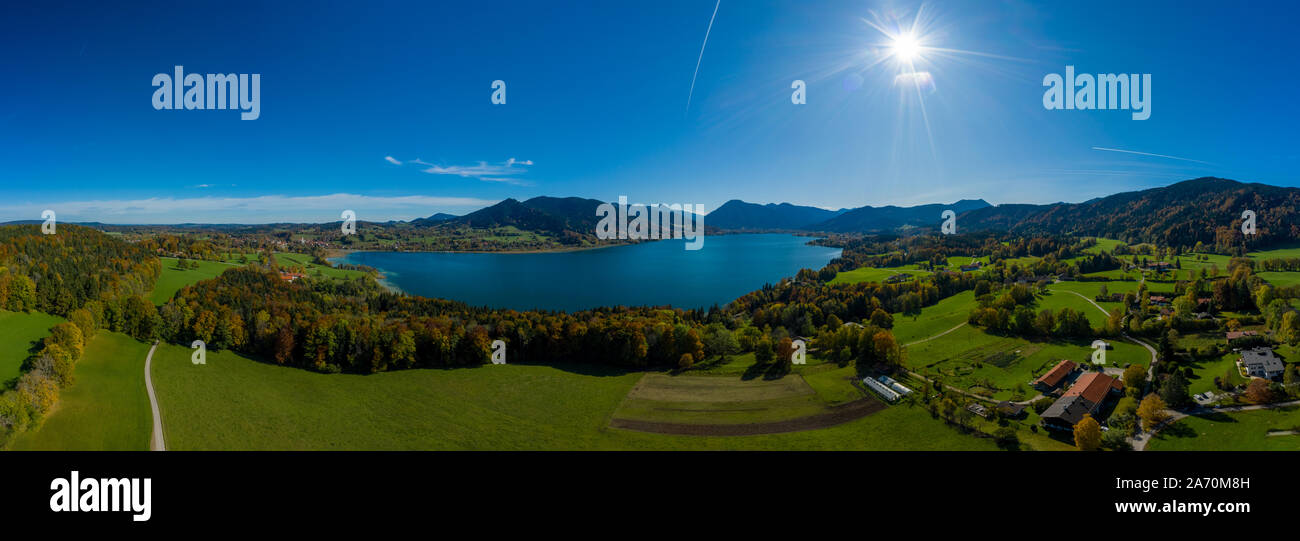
[1,0,1296,223]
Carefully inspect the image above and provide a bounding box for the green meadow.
[1249,245,1300,260]
[829,266,927,285]
[1258,271,1300,288]
[9,332,152,450]
[274,252,369,280]
[149,342,995,450]
[1084,238,1125,254]
[1035,288,1112,327]
[150,253,371,305]
[903,323,1148,401]
[892,291,976,345]
[150,257,240,304]
[1147,406,1300,451]
[0,310,66,384]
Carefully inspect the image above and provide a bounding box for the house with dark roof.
[1040,372,1123,431]
[1032,360,1078,392]
[1144,261,1173,272]
[1237,347,1285,379]
[996,401,1027,419]
[1040,396,1096,431]
[885,273,912,284]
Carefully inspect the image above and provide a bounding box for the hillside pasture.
[0,310,66,385]
[149,342,994,450]
[8,332,152,450]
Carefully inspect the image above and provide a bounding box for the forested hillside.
[961,178,1300,253]
[0,225,163,446]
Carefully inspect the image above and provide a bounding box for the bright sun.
[890,33,922,62]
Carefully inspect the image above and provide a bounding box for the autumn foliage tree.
[1245,378,1279,404]
[1122,364,1147,391]
[1137,394,1171,431]
[1073,414,1102,451]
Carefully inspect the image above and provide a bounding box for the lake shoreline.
[331,234,841,313]
[322,231,827,260]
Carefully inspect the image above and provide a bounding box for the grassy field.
[1036,289,1112,327]
[1182,350,1250,396]
[149,343,996,450]
[830,266,929,285]
[1258,271,1300,288]
[893,291,977,345]
[903,323,1147,401]
[1176,253,1233,277]
[150,257,240,304]
[611,374,832,424]
[1146,406,1300,451]
[1085,238,1125,254]
[1249,245,1300,260]
[9,332,152,450]
[830,255,995,286]
[150,253,371,304]
[1049,280,1134,313]
[274,252,369,280]
[0,310,66,385]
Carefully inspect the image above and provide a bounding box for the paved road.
[144,340,165,452]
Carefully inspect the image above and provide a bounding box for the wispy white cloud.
[2,194,498,224]
[390,156,536,184]
[384,156,403,165]
[479,177,534,186]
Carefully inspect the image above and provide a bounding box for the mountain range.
[958,177,1300,247]
[416,178,1297,248]
[11,178,1294,249]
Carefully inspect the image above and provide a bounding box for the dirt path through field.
[903,322,967,347]
[145,340,165,452]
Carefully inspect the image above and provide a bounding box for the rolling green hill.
[0,310,66,384]
[149,342,996,450]
[8,332,152,450]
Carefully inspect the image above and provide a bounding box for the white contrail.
[686,0,721,112]
[1091,146,1214,165]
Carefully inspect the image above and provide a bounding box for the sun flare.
[890,33,922,62]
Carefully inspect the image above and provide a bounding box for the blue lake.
[334,234,841,312]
